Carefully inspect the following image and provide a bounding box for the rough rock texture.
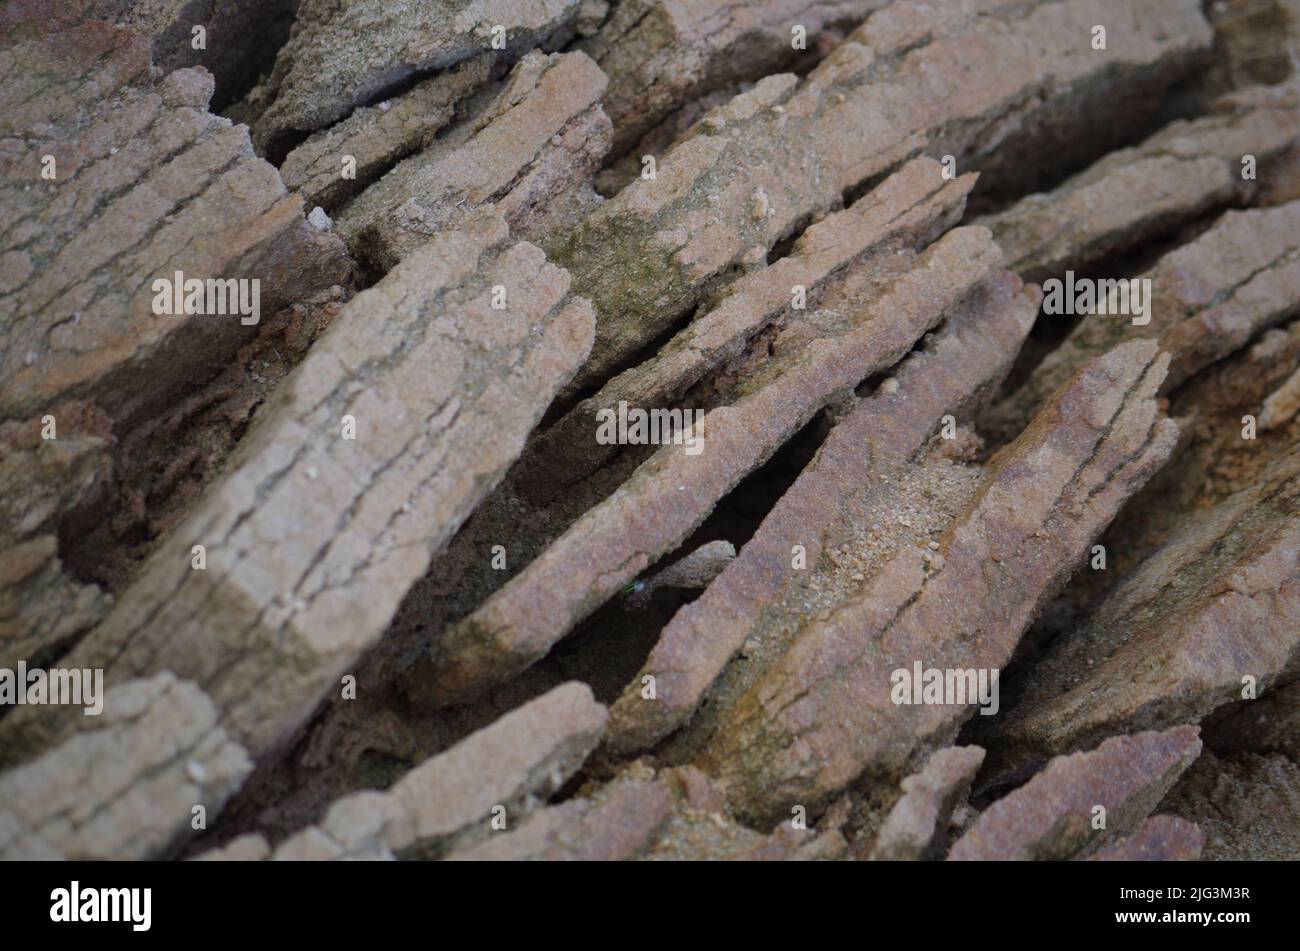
[524,157,974,496]
[702,341,1177,824]
[550,0,1211,389]
[0,209,594,764]
[585,0,885,156]
[1085,815,1205,861]
[993,199,1300,435]
[337,51,610,268]
[446,778,672,860]
[605,263,1036,755]
[992,449,1300,765]
[271,682,606,860]
[947,727,1202,860]
[254,0,582,150]
[5,0,1296,863]
[409,225,1008,709]
[869,746,985,860]
[0,673,251,860]
[978,85,1300,283]
[280,55,494,212]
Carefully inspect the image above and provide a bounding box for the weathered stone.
[1085,815,1204,861]
[254,0,582,150]
[0,673,251,860]
[549,0,1211,389]
[948,727,1202,861]
[994,200,1300,436]
[524,157,975,496]
[446,778,671,860]
[988,449,1300,764]
[605,263,1036,755]
[281,56,493,211]
[272,682,607,859]
[407,225,1005,709]
[0,208,594,765]
[585,0,884,156]
[337,51,609,269]
[702,341,1178,824]
[0,31,351,428]
[978,86,1300,283]
[869,746,985,860]
[192,832,271,861]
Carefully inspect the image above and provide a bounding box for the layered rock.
[0,209,594,766]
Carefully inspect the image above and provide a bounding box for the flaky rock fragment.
[337,51,610,268]
[948,728,1202,860]
[869,747,985,861]
[1260,363,1300,428]
[192,833,272,861]
[272,683,607,860]
[978,86,1300,283]
[1085,815,1204,861]
[0,35,351,428]
[446,778,671,860]
[605,263,1036,754]
[280,56,493,211]
[254,0,582,149]
[408,225,1004,709]
[625,540,735,610]
[0,209,594,765]
[988,450,1300,763]
[585,0,883,155]
[551,0,1211,388]
[995,200,1300,434]
[0,673,251,860]
[525,158,975,496]
[701,341,1178,824]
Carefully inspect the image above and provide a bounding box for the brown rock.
[1085,815,1205,861]
[870,746,985,860]
[948,727,1202,861]
[0,209,594,766]
[701,341,1178,824]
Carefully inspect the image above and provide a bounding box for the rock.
[281,56,492,211]
[0,673,251,860]
[254,0,583,150]
[272,682,607,859]
[948,727,1202,860]
[0,209,594,767]
[978,86,1300,283]
[988,449,1300,766]
[1085,815,1204,861]
[701,341,1177,824]
[869,747,985,860]
[549,0,1211,389]
[337,51,610,269]
[406,225,1007,709]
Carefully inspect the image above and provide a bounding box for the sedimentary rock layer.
[0,673,251,860]
[550,0,1211,388]
[408,225,1005,709]
[701,341,1178,824]
[947,728,1202,860]
[254,0,583,149]
[978,85,1300,283]
[990,449,1300,762]
[337,51,610,268]
[0,209,594,765]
